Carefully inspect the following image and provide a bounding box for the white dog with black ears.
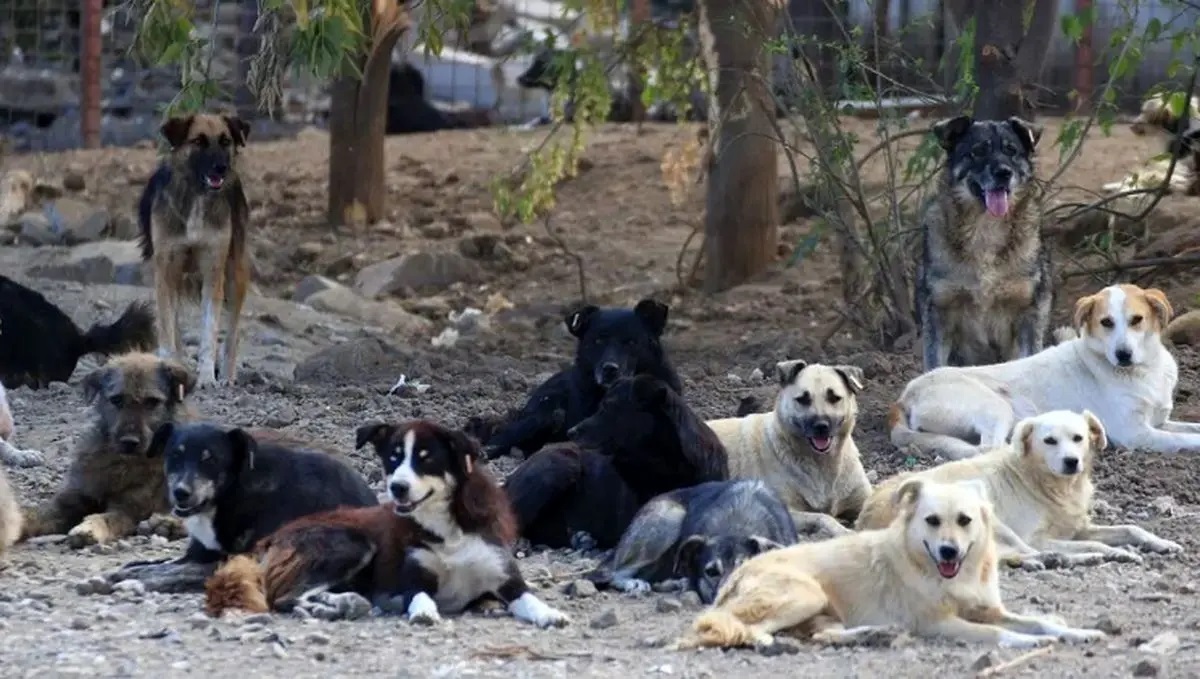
[890,283,1200,458]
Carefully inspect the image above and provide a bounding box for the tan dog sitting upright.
[890,284,1200,457]
[707,360,871,536]
[675,479,1106,651]
[860,410,1181,569]
[138,113,252,389]
[21,352,195,547]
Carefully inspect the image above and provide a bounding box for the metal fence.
[0,0,1195,153]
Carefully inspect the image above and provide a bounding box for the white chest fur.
[185,510,222,552]
[412,534,510,613]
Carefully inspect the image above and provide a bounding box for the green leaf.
[1060,14,1083,44]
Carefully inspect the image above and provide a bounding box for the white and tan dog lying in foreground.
[860,410,1181,569]
[675,478,1105,650]
[891,284,1200,457]
[707,360,872,537]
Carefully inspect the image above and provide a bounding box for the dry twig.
[543,214,588,303]
[975,645,1054,678]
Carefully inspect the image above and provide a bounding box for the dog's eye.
[1072,434,1084,443]
[956,514,972,527]
[971,144,987,157]
[703,563,722,578]
[925,515,941,527]
[108,395,124,408]
[826,390,842,404]
[1043,436,1058,446]
[796,393,812,407]
[218,136,232,148]
[1002,142,1017,155]
[1099,317,1114,328]
[1130,315,1143,326]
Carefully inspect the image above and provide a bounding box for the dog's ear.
[81,365,115,404]
[832,365,865,394]
[743,535,784,556]
[775,359,807,386]
[565,304,600,338]
[1010,417,1037,457]
[1007,116,1043,154]
[672,535,709,575]
[893,478,924,509]
[441,426,482,477]
[1143,288,1175,329]
[632,376,670,405]
[226,427,258,472]
[932,115,972,151]
[634,298,670,337]
[147,422,176,458]
[1081,410,1108,452]
[222,116,250,148]
[1072,293,1099,332]
[160,115,194,149]
[354,422,394,451]
[158,359,196,404]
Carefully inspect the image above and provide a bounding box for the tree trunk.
[698,0,783,292]
[954,0,1056,120]
[326,2,407,227]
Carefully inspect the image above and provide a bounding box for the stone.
[589,608,619,629]
[45,197,111,244]
[63,171,86,192]
[292,274,339,303]
[971,651,999,671]
[354,251,481,298]
[1139,632,1181,655]
[564,579,597,598]
[1132,658,1162,677]
[304,284,432,335]
[655,598,682,614]
[26,240,148,286]
[294,337,410,386]
[18,211,57,245]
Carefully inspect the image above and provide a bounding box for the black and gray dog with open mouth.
[915,115,1052,371]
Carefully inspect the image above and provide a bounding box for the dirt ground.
[3,117,1200,677]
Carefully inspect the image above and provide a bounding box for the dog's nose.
[213,163,228,175]
[938,544,959,562]
[599,363,620,384]
[1115,348,1133,366]
[1062,457,1080,474]
[992,166,1013,183]
[810,421,832,437]
[389,481,410,499]
[118,436,141,454]
[171,485,192,505]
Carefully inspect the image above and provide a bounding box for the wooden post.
[628,0,651,123]
[1074,0,1094,112]
[80,0,102,148]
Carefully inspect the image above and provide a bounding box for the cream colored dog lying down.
[707,360,871,536]
[675,478,1105,650]
[891,284,1200,458]
[860,410,1182,569]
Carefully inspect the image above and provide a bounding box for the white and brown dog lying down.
[1098,92,1200,219]
[707,360,872,536]
[861,409,1181,569]
[891,283,1200,457]
[675,478,1106,651]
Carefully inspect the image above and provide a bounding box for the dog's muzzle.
[925,540,968,579]
[390,484,434,515]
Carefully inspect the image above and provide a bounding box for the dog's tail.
[80,300,156,357]
[887,402,981,461]
[204,555,269,616]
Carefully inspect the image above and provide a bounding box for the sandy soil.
[2,117,1200,677]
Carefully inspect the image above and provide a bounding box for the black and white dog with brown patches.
[357,420,569,628]
[916,115,1052,371]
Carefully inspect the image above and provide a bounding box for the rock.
[264,405,298,428]
[63,171,86,192]
[972,651,999,671]
[589,608,619,630]
[354,251,481,298]
[1132,658,1162,677]
[565,579,597,598]
[294,337,410,386]
[69,617,91,630]
[1096,616,1124,635]
[462,210,502,232]
[1139,632,1181,655]
[304,284,432,335]
[1166,310,1200,346]
[1150,495,1179,517]
[112,579,147,597]
[305,632,332,646]
[458,234,501,259]
[73,576,113,596]
[26,240,148,286]
[44,197,111,244]
[655,598,683,614]
[679,591,703,609]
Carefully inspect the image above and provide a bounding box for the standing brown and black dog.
[21,351,196,547]
[138,113,252,389]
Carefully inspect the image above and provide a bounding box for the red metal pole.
[1074,0,1094,113]
[81,0,103,148]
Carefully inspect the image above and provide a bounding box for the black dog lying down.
[386,62,493,136]
[106,422,377,592]
[483,298,681,460]
[503,373,727,550]
[587,479,798,603]
[0,274,155,389]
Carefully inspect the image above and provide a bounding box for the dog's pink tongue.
[937,561,960,578]
[810,436,831,452]
[984,190,1010,217]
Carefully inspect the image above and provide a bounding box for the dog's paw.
[612,577,652,597]
[509,592,569,628]
[1009,556,1046,572]
[998,632,1057,649]
[406,592,442,626]
[2,446,44,468]
[1102,548,1144,565]
[1033,552,1070,569]
[67,516,111,549]
[301,592,372,621]
[1143,538,1184,554]
[1059,627,1106,644]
